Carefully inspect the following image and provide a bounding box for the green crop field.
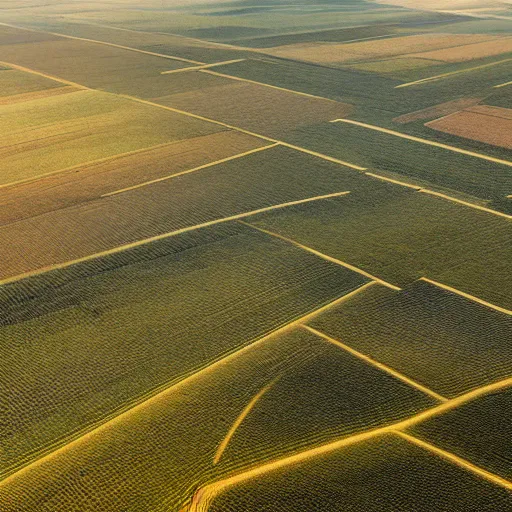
[411,388,512,480]
[1,222,368,475]
[0,1,511,510]
[308,280,512,398]
[207,435,512,511]
[250,186,512,309]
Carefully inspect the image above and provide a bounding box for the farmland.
[425,105,512,149]
[308,280,512,398]
[206,435,512,511]
[250,186,512,309]
[0,0,511,511]
[1,222,368,475]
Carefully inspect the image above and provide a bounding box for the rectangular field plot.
[249,187,512,309]
[308,280,512,398]
[0,145,380,280]
[0,25,193,95]
[6,18,252,64]
[426,106,512,149]
[0,68,68,101]
[285,121,512,201]
[411,387,512,480]
[206,434,512,512]
[0,222,368,477]
[261,34,503,66]
[155,73,354,138]
[0,131,265,225]
[0,88,222,186]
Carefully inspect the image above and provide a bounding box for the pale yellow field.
[262,34,504,65]
[0,86,222,185]
[415,37,512,63]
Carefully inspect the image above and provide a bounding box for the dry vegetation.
[157,77,353,137]
[261,34,505,65]
[0,146,368,280]
[0,86,222,185]
[426,105,512,149]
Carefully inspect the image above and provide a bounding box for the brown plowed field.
[426,106,512,149]
[393,97,483,124]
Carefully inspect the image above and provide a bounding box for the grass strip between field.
[213,376,283,465]
[189,376,512,511]
[161,59,246,74]
[331,119,512,168]
[102,143,279,197]
[0,191,351,286]
[0,281,372,485]
[395,58,512,88]
[420,277,512,316]
[239,221,401,290]
[302,325,448,402]
[494,80,512,88]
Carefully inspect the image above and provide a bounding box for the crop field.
[284,121,512,201]
[411,387,512,480]
[205,435,512,511]
[261,34,504,66]
[1,222,368,476]
[0,326,441,511]
[249,187,512,309]
[0,131,265,225]
[308,280,512,398]
[0,68,65,99]
[0,145,382,280]
[425,105,512,149]
[0,85,223,186]
[155,76,354,138]
[0,1,511,511]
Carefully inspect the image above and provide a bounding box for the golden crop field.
[0,0,511,511]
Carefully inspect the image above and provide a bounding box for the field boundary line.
[0,192,351,286]
[396,431,512,490]
[0,60,90,90]
[494,80,512,88]
[0,284,372,486]
[161,59,246,74]
[394,58,512,88]
[213,376,282,465]
[239,221,401,290]
[102,143,279,197]
[188,376,512,511]
[366,173,512,219]
[199,68,343,103]
[0,21,205,65]
[364,172,421,190]
[302,325,447,402]
[0,60,366,173]
[420,277,512,315]
[419,189,512,219]
[0,139,202,190]
[331,118,512,167]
